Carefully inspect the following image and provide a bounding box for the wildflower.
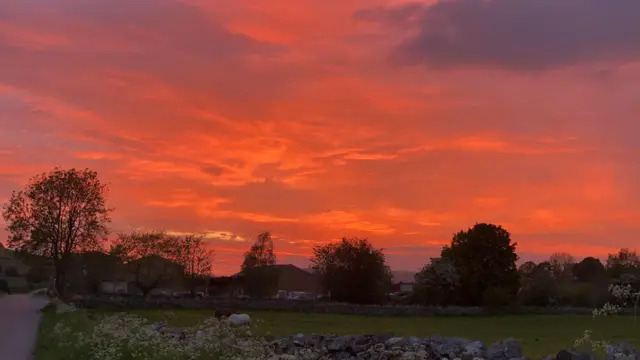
[47,312,272,360]
[576,283,640,353]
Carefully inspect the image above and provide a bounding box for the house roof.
[128,254,180,265]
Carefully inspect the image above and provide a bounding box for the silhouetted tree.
[2,168,112,297]
[173,234,215,296]
[241,232,278,298]
[518,261,538,285]
[109,231,181,296]
[311,237,392,304]
[606,248,640,278]
[518,261,558,306]
[241,232,276,271]
[413,257,459,305]
[441,223,520,306]
[548,252,576,281]
[572,257,606,282]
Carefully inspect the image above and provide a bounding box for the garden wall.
[80,297,636,316]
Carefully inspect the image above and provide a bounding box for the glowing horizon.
[1,0,639,275]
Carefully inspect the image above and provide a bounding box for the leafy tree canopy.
[548,252,576,281]
[2,167,112,296]
[173,234,215,296]
[441,223,519,306]
[241,232,278,298]
[606,248,640,278]
[518,261,537,283]
[413,257,459,306]
[310,237,392,304]
[573,256,607,282]
[241,232,276,271]
[109,231,182,296]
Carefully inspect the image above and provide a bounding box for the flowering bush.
[592,284,640,320]
[574,283,640,353]
[48,312,272,360]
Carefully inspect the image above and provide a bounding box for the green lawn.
[35,309,640,359]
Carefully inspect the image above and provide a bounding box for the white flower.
[47,312,273,360]
[576,283,640,353]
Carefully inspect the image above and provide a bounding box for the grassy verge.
[35,309,640,360]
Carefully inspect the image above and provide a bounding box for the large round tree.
[441,223,519,306]
[2,167,112,297]
[311,237,392,304]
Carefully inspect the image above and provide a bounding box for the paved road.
[0,294,49,360]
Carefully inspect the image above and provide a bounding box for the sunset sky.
[1,0,639,275]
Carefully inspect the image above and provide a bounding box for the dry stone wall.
[147,320,639,360]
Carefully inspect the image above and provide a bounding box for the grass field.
[35,309,640,359]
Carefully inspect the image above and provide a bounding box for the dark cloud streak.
[357,0,640,70]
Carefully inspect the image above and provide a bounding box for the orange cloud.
[0,22,70,50]
[0,0,638,275]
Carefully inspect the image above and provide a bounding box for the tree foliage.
[173,234,215,296]
[606,248,640,278]
[517,261,559,306]
[310,237,392,304]
[518,261,538,283]
[2,168,112,296]
[241,232,276,271]
[413,257,459,305]
[441,223,520,306]
[109,231,173,263]
[573,256,606,282]
[241,232,278,298]
[109,231,181,296]
[548,252,575,281]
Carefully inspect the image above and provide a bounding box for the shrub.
[574,283,640,353]
[481,286,513,308]
[412,257,460,306]
[516,271,558,306]
[556,282,608,308]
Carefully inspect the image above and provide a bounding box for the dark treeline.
[1,168,214,298]
[309,224,640,307]
[2,167,639,308]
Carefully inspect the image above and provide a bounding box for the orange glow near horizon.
[1,0,640,275]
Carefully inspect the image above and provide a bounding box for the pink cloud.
[0,0,638,274]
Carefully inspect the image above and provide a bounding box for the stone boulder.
[605,343,639,360]
[486,338,523,360]
[268,334,504,359]
[555,349,598,360]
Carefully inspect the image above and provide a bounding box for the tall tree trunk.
[189,275,196,297]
